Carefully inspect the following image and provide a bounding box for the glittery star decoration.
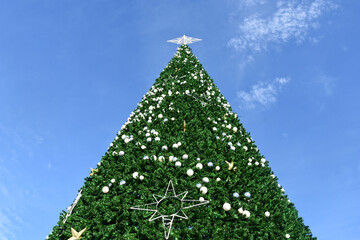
[130,180,209,239]
[167,35,202,45]
[225,161,237,171]
[68,228,86,240]
[89,168,98,176]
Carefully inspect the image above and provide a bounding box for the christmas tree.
[48,36,315,240]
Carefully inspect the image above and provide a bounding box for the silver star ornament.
[130,180,209,239]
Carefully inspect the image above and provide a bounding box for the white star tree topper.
[130,180,209,239]
[167,35,202,45]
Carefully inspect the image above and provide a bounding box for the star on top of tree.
[167,35,202,45]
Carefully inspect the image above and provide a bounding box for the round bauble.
[223,203,231,211]
[175,161,182,167]
[119,151,125,156]
[139,175,144,180]
[102,186,109,193]
[202,177,209,183]
[200,186,208,194]
[215,166,220,171]
[120,180,126,185]
[187,169,194,176]
[111,179,115,183]
[233,192,239,198]
[216,177,221,182]
[285,234,290,239]
[238,208,244,214]
[207,162,213,167]
[132,172,139,179]
[244,192,251,198]
[199,197,205,202]
[182,154,188,160]
[265,211,270,217]
[196,163,203,169]
[243,210,250,218]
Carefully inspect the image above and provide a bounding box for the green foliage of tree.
[48,45,316,240]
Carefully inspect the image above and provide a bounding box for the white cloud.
[237,77,290,109]
[236,0,265,7]
[229,0,336,52]
[0,208,22,240]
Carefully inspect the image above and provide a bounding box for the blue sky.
[0,0,359,239]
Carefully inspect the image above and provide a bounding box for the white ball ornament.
[216,177,221,182]
[141,145,146,150]
[244,192,251,198]
[233,127,238,132]
[223,203,231,211]
[119,151,125,156]
[261,158,266,163]
[155,137,160,141]
[132,172,139,179]
[200,186,208,194]
[196,163,203,169]
[199,197,205,202]
[111,179,115,183]
[265,211,270,217]
[202,177,209,183]
[146,137,152,142]
[158,114,163,119]
[285,234,290,239]
[215,166,220,171]
[120,180,126,185]
[139,175,144,180]
[187,169,194,176]
[175,161,182,167]
[243,210,251,218]
[238,207,244,214]
[162,145,168,151]
[102,186,109,193]
[207,162,213,167]
[182,154,188,160]
[196,183,202,188]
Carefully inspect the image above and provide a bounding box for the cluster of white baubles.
[238,208,251,218]
[132,172,144,180]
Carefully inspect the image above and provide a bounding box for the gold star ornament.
[225,161,237,171]
[89,168,98,176]
[68,228,86,240]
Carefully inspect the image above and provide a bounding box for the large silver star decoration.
[130,180,209,239]
[167,35,202,45]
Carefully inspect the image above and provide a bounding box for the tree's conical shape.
[48,45,315,239]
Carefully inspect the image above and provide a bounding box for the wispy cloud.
[235,0,265,7]
[237,77,290,109]
[229,0,337,52]
[0,209,21,240]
